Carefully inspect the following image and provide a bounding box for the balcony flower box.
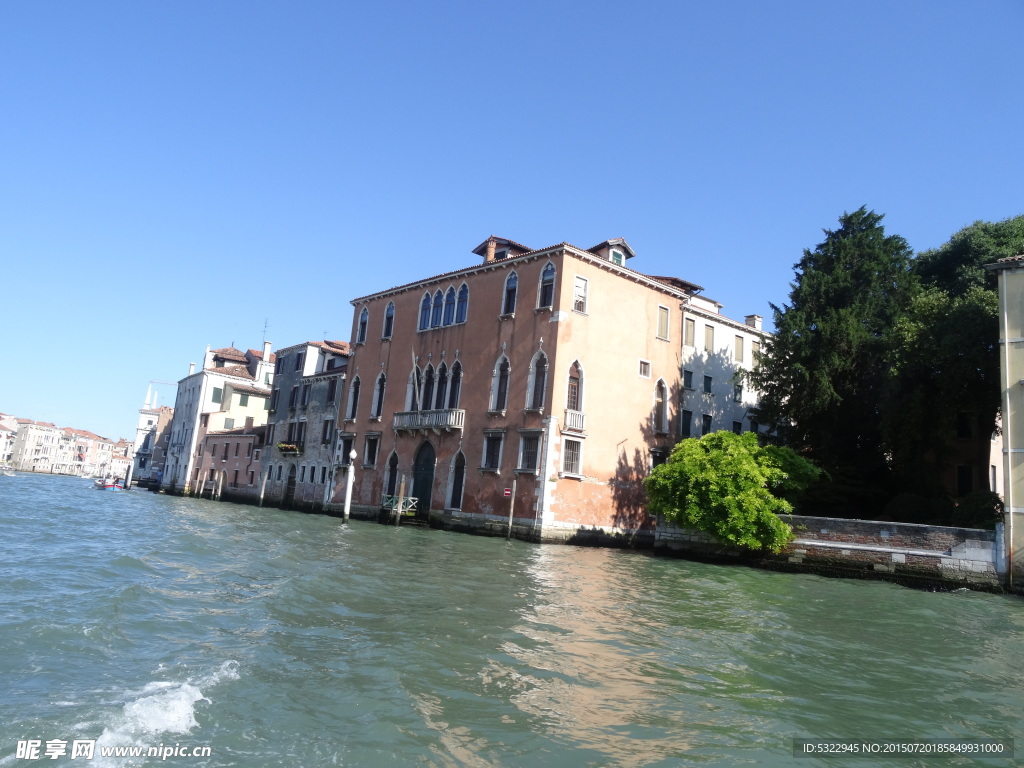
[276,443,302,455]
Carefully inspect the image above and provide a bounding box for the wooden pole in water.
[506,478,517,541]
[396,475,406,526]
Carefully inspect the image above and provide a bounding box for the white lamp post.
[343,449,357,522]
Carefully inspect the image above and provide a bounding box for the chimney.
[244,416,254,432]
[144,385,152,409]
[484,237,497,263]
[745,315,763,331]
[188,362,195,376]
[263,340,272,362]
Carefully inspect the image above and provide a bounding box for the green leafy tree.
[746,207,916,511]
[645,431,820,553]
[883,285,999,495]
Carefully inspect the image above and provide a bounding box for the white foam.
[88,661,239,767]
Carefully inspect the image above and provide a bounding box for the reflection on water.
[0,474,1022,767]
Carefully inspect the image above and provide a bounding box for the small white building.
[161,343,275,494]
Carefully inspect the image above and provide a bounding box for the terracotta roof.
[986,254,1024,270]
[211,347,248,362]
[648,275,705,293]
[350,239,705,305]
[226,383,272,397]
[247,348,277,363]
[216,365,255,380]
[471,236,534,256]
[309,340,351,355]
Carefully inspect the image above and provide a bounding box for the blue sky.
[2,0,1021,441]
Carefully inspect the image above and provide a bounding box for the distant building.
[132,387,174,488]
[334,235,767,543]
[262,340,349,510]
[162,343,275,495]
[12,421,61,473]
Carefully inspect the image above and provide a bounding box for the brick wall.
[655,514,1006,589]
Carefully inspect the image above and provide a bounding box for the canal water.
[1,473,1022,767]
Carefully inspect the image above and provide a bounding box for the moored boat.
[93,477,124,490]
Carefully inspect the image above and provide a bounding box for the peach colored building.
[335,236,767,544]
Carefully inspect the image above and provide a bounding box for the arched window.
[448,362,462,408]
[382,302,395,339]
[455,284,469,323]
[372,373,387,419]
[567,361,583,411]
[422,365,435,411]
[419,294,431,330]
[539,262,556,308]
[442,287,456,326]
[346,376,361,420]
[449,452,466,509]
[503,272,518,315]
[431,290,443,328]
[492,357,510,411]
[530,353,548,410]
[356,307,369,344]
[654,379,668,434]
[434,363,448,410]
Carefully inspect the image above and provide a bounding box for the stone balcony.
[563,409,586,432]
[393,409,466,433]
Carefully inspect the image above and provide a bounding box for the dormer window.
[494,249,508,261]
[610,250,624,266]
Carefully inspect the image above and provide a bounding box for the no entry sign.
[503,488,511,497]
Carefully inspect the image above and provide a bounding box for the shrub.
[645,431,820,553]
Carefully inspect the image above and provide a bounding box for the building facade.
[132,389,175,488]
[194,421,267,502]
[987,254,1024,580]
[334,236,767,542]
[161,344,275,494]
[262,340,349,510]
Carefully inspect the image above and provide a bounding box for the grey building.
[262,340,349,511]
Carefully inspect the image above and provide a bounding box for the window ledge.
[343,417,356,423]
[515,468,540,476]
[534,306,552,314]
[656,336,669,342]
[499,312,515,320]
[478,467,500,474]
[361,463,376,469]
[522,408,544,415]
[487,409,507,418]
[368,416,382,422]
[380,337,391,343]
[559,471,583,480]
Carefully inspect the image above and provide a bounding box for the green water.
[1,473,1021,766]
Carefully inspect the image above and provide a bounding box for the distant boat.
[0,464,15,477]
[93,477,124,491]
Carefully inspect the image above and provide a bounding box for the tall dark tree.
[748,207,916,509]
[885,215,1024,497]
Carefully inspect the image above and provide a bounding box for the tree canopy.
[746,207,915,485]
[748,209,1024,520]
[645,431,820,553]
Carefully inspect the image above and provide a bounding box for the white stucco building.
[161,343,275,494]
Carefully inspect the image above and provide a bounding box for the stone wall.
[655,514,1005,589]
